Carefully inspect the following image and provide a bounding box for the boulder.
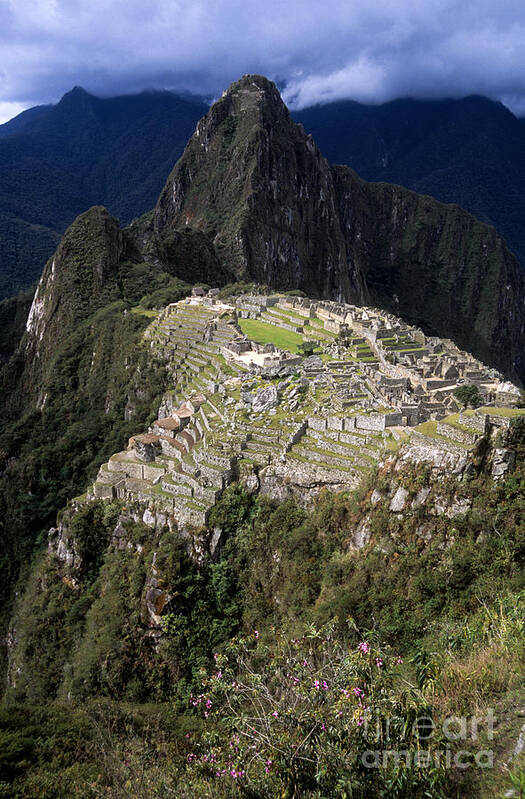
[446,496,471,517]
[350,519,372,549]
[252,385,279,413]
[301,355,324,371]
[209,527,224,560]
[412,486,431,507]
[389,486,409,512]
[492,448,516,480]
[370,489,382,506]
[242,472,260,494]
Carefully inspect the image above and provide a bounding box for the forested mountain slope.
[0,88,207,298]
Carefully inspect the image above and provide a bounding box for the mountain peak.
[222,73,281,99]
[55,85,96,115]
[153,75,358,300]
[60,85,91,101]
[25,206,122,360]
[151,76,525,379]
[217,74,289,122]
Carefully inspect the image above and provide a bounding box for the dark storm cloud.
[1,0,525,121]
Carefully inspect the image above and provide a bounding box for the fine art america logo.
[360,710,496,770]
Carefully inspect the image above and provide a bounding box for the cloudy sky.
[1,0,525,123]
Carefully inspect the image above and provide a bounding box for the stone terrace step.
[303,431,381,461]
[292,442,373,471]
[285,449,368,475]
[244,439,281,454]
[313,426,383,450]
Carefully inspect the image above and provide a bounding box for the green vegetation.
[237,318,304,352]
[2,74,525,798]
[0,236,198,682]
[453,384,483,408]
[218,281,269,299]
[479,405,525,417]
[186,626,447,797]
[297,340,321,356]
[0,285,34,362]
[2,418,524,795]
[137,276,191,309]
[0,89,207,299]
[0,461,518,793]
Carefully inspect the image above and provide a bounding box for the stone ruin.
[222,336,301,372]
[84,292,523,526]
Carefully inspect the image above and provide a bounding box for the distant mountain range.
[0,88,208,298]
[1,86,525,300]
[294,96,525,268]
[16,75,524,383]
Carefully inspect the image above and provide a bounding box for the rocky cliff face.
[151,75,525,381]
[333,169,525,377]
[154,75,366,303]
[25,206,123,360]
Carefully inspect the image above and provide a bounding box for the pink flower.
[358,641,370,654]
[314,679,320,690]
[272,710,279,718]
[320,722,327,731]
[375,657,383,668]
[322,680,329,691]
[303,659,308,667]
[353,686,364,697]
[254,630,259,639]
[396,656,404,664]
[216,670,223,679]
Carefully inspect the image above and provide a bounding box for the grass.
[286,450,368,473]
[238,318,305,353]
[413,419,471,449]
[385,434,403,452]
[264,306,305,324]
[131,306,160,319]
[441,412,477,431]
[415,420,438,436]
[479,406,525,418]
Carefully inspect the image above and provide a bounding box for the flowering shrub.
[181,623,447,798]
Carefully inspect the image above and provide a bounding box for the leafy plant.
[453,384,482,408]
